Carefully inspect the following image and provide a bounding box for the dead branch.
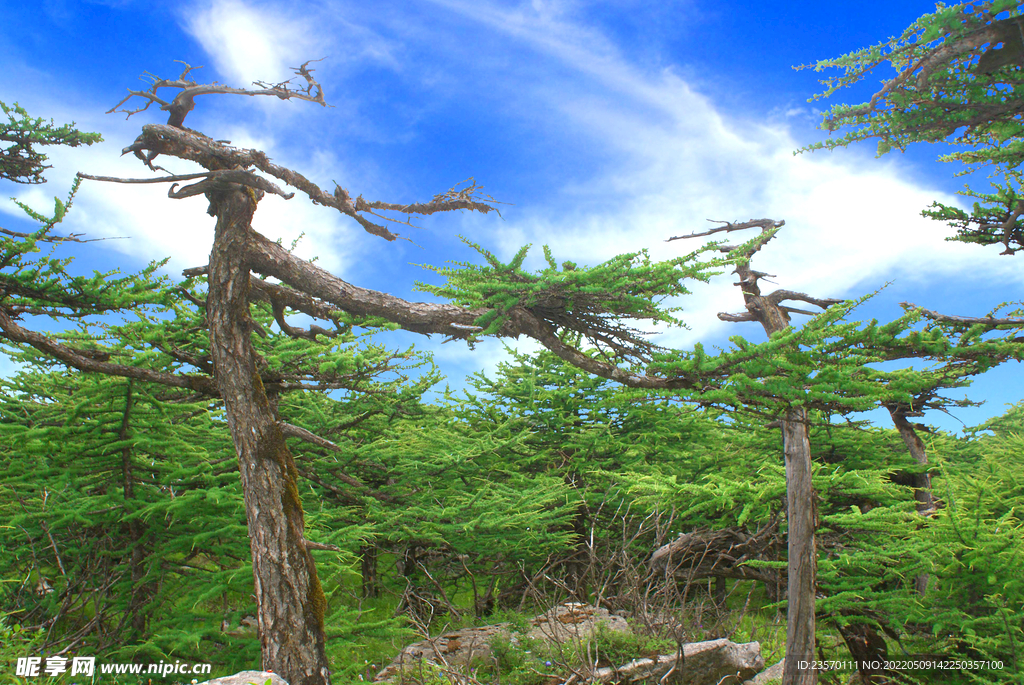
[666,218,784,242]
[303,539,342,552]
[108,60,327,129]
[78,169,295,201]
[114,125,497,242]
[767,290,846,310]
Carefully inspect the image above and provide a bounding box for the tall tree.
[0,365,256,669]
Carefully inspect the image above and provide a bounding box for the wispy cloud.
[181,0,315,85]
[0,121,362,280]
[409,0,1023,352]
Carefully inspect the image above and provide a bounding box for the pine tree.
[1,100,101,185]
[0,366,256,669]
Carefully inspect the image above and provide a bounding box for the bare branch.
[78,169,295,201]
[77,171,212,185]
[358,178,508,217]
[666,218,784,242]
[718,312,757,322]
[778,305,820,317]
[108,60,327,129]
[901,302,1024,327]
[767,290,846,310]
[117,125,496,241]
[0,227,127,244]
[303,540,342,553]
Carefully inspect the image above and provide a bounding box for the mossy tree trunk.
[206,185,331,685]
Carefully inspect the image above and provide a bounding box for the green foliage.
[0,368,259,670]
[0,615,46,684]
[799,1,1022,161]
[917,410,1024,682]
[798,1,1024,253]
[416,239,724,356]
[0,100,101,185]
[922,180,1024,254]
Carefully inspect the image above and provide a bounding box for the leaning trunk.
[887,407,935,516]
[887,406,935,595]
[781,408,817,685]
[207,184,331,685]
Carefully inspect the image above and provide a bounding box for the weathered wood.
[206,185,330,685]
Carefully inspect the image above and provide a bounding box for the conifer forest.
[2,3,1023,685]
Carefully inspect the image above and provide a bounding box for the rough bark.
[887,405,935,596]
[708,220,822,685]
[886,406,935,516]
[781,409,817,685]
[206,185,331,685]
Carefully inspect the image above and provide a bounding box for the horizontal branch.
[245,230,697,390]
[79,169,295,201]
[0,307,217,394]
[119,125,496,242]
[0,227,127,244]
[718,311,756,322]
[902,302,1024,327]
[303,540,341,552]
[767,289,846,310]
[666,218,784,242]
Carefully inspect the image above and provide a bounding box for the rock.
[527,602,631,643]
[591,639,764,684]
[194,671,288,685]
[374,624,508,681]
[374,602,631,681]
[743,658,784,684]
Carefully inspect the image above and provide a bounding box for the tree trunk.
[781,409,817,685]
[887,407,935,516]
[731,263,819,685]
[207,185,331,685]
[887,405,935,595]
[361,544,379,599]
[119,379,154,638]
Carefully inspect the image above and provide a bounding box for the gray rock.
[374,602,631,681]
[194,671,288,685]
[374,623,508,681]
[743,658,784,684]
[592,639,764,684]
[527,602,631,644]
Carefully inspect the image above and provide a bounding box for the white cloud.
[418,0,1024,352]
[0,119,363,280]
[181,0,403,92]
[182,0,314,85]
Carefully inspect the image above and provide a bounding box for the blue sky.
[2,0,1022,433]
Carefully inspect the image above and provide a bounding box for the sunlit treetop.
[797,1,1024,254]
